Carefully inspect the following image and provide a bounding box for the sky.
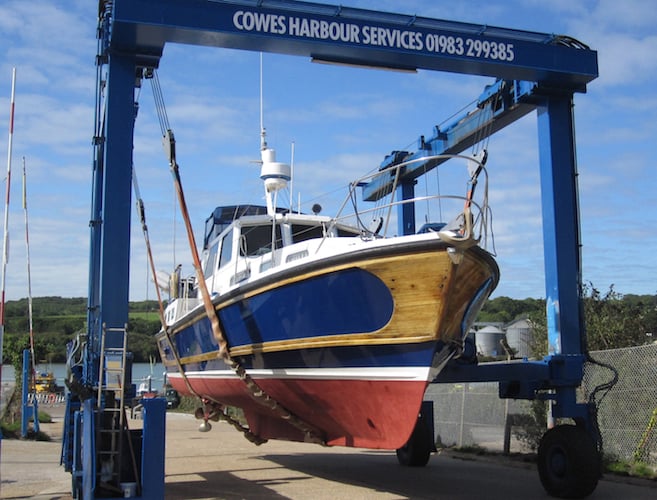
[0,0,655,302]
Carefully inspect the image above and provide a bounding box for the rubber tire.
[396,417,432,467]
[537,425,600,498]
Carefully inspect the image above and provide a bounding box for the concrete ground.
[1,402,656,499]
[1,403,72,499]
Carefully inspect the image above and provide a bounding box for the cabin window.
[219,229,234,269]
[241,224,283,256]
[204,242,218,279]
[291,224,324,243]
[337,227,360,237]
[286,250,309,262]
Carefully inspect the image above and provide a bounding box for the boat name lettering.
[231,10,515,62]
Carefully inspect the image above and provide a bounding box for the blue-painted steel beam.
[537,95,585,356]
[72,409,83,497]
[81,399,96,500]
[85,52,137,387]
[21,349,39,437]
[534,95,592,427]
[85,144,102,387]
[434,355,585,397]
[362,79,537,202]
[109,0,597,86]
[397,181,416,235]
[139,398,167,499]
[100,53,135,331]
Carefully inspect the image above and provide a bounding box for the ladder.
[96,324,135,493]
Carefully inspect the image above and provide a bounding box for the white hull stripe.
[167,366,431,382]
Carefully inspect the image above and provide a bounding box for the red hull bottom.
[169,376,429,449]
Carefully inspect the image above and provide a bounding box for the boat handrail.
[322,152,492,249]
[332,193,485,231]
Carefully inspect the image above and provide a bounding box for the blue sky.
[0,0,655,302]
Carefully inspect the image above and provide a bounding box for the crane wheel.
[537,424,600,498]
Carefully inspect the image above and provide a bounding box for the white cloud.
[590,0,657,31]
[591,34,657,86]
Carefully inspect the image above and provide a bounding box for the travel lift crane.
[63,0,600,498]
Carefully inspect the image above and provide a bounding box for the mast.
[1,67,17,449]
[22,157,36,377]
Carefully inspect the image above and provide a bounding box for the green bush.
[512,400,547,451]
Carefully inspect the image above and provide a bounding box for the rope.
[131,169,167,327]
[141,73,254,436]
[169,154,326,445]
[131,168,210,416]
[151,70,170,136]
[133,161,264,441]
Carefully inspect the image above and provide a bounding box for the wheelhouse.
[201,206,361,294]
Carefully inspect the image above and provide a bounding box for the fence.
[28,392,67,406]
[582,344,657,465]
[426,343,657,467]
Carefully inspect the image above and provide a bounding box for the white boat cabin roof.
[201,204,361,279]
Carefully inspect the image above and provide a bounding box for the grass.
[446,443,657,481]
[605,459,657,480]
[1,410,53,441]
[128,311,161,321]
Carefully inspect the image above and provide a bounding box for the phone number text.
[425,34,515,61]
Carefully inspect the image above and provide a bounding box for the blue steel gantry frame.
[86,0,598,496]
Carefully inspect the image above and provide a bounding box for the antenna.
[290,141,295,212]
[259,52,266,151]
[257,52,290,216]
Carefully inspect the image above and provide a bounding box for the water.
[2,362,165,388]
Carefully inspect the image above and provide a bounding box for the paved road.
[1,407,656,499]
[164,413,656,500]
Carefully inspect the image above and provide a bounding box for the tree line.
[2,285,656,369]
[478,284,657,355]
[2,297,162,367]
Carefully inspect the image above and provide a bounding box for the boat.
[136,376,158,398]
[155,138,499,452]
[31,369,62,394]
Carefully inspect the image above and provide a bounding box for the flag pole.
[1,67,17,446]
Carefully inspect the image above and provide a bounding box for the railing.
[328,153,493,248]
[28,392,67,406]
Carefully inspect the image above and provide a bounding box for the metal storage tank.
[475,325,505,357]
[505,318,533,358]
